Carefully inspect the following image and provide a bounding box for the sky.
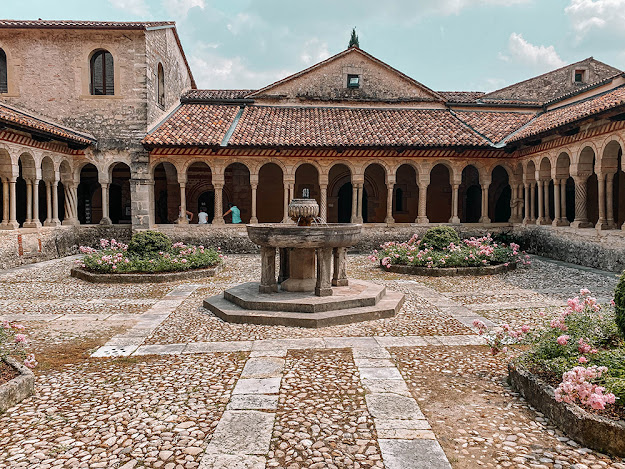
[4,0,625,92]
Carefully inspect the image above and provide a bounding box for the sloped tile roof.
[0,103,95,145]
[143,104,240,146]
[438,91,485,103]
[453,111,535,143]
[0,20,174,29]
[509,85,625,142]
[227,106,489,148]
[182,89,255,101]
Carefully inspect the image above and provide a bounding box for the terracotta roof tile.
[182,89,255,101]
[0,19,174,29]
[227,106,489,148]
[437,91,485,103]
[0,103,95,145]
[143,104,240,146]
[453,111,535,143]
[509,85,625,142]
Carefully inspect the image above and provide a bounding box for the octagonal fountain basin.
[246,223,363,249]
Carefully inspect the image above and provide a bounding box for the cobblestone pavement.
[0,254,622,468]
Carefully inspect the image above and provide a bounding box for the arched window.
[0,49,7,94]
[157,63,165,107]
[90,50,114,95]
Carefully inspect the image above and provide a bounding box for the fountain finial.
[288,198,319,226]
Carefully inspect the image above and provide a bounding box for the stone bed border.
[70,264,223,284]
[382,261,517,276]
[0,357,34,414]
[508,363,625,457]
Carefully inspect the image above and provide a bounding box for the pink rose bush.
[78,235,222,274]
[371,232,529,270]
[517,288,624,414]
[0,321,37,369]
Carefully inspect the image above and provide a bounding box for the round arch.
[460,164,481,223]
[153,161,179,224]
[257,162,284,223]
[328,163,353,223]
[427,163,452,223]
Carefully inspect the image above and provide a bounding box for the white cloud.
[300,39,330,66]
[163,0,206,19]
[500,33,565,70]
[430,0,531,15]
[189,51,293,89]
[565,0,625,39]
[108,0,149,16]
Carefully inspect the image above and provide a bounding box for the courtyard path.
[0,254,623,468]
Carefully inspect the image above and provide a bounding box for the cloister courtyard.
[1,252,623,469]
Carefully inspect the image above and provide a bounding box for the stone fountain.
[203,198,404,328]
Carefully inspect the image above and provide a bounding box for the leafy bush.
[79,238,223,274]
[614,271,625,338]
[127,230,172,255]
[370,233,529,269]
[421,226,460,251]
[1,321,37,369]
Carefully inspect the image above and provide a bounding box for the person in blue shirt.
[223,203,242,224]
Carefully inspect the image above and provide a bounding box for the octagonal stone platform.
[204,280,405,328]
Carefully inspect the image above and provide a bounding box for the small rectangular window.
[347,74,360,88]
[574,69,585,83]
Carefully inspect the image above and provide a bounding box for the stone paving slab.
[366,393,426,420]
[133,343,186,355]
[240,357,284,379]
[378,439,452,469]
[185,340,254,353]
[232,377,281,395]
[227,394,279,411]
[359,366,404,380]
[203,410,275,455]
[199,453,266,469]
[90,344,140,358]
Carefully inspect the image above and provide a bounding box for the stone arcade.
[1,19,625,271]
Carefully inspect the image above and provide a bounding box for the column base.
[212,218,225,225]
[552,219,569,227]
[44,219,60,227]
[535,218,545,225]
[259,284,279,294]
[100,217,112,226]
[0,221,19,230]
[571,220,593,229]
[448,216,460,224]
[540,219,552,226]
[315,287,333,297]
[384,217,395,224]
[595,220,613,230]
[62,219,80,226]
[415,217,429,224]
[22,221,41,229]
[332,279,349,287]
[250,217,259,224]
[479,217,491,224]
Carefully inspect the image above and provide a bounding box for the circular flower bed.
[475,285,625,456]
[71,231,224,283]
[370,226,529,275]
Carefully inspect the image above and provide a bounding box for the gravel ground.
[267,349,383,469]
[392,346,625,469]
[0,353,247,469]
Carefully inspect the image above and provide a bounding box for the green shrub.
[127,230,172,255]
[615,271,625,338]
[421,226,460,251]
[605,377,625,406]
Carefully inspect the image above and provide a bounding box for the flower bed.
[370,227,529,274]
[475,285,625,455]
[71,231,224,282]
[1,321,36,413]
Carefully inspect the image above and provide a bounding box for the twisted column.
[213,183,225,224]
[571,176,592,228]
[319,183,327,222]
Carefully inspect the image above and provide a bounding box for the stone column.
[385,182,394,224]
[52,180,60,225]
[32,179,41,227]
[479,183,490,224]
[530,183,536,222]
[1,179,8,227]
[289,183,295,202]
[417,182,429,224]
[356,183,364,223]
[350,183,358,223]
[542,180,551,224]
[250,183,259,224]
[319,183,328,222]
[8,178,18,228]
[449,183,460,224]
[523,183,530,224]
[571,176,592,228]
[282,184,290,223]
[332,247,348,287]
[606,172,616,229]
[536,180,545,225]
[560,180,568,225]
[595,172,609,230]
[259,246,278,293]
[315,247,333,297]
[23,179,33,227]
[177,183,188,224]
[44,181,53,226]
[553,179,561,226]
[213,183,225,225]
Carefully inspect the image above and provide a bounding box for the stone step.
[223,280,386,313]
[203,290,405,328]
